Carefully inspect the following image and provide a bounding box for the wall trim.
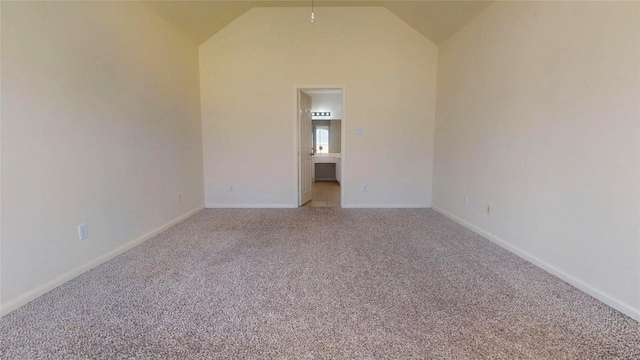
[432,206,640,322]
[206,203,430,209]
[0,206,205,317]
[206,203,296,209]
[343,203,429,208]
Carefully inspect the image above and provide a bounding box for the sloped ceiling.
[145,1,493,45]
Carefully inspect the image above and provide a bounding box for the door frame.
[297,90,313,206]
[294,85,346,207]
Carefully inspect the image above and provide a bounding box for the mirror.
[312,120,341,154]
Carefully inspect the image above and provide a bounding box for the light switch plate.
[78,223,88,240]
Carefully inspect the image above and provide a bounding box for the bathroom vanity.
[312,153,341,183]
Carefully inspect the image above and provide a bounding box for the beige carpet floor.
[1,208,638,359]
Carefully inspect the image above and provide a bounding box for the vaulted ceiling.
[145,1,493,45]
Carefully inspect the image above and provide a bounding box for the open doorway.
[297,87,344,207]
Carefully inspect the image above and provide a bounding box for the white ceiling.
[145,1,493,45]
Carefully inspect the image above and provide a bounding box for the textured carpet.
[1,208,638,359]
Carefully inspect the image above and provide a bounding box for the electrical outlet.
[486,204,491,215]
[78,223,88,240]
[362,184,368,192]
[463,196,468,206]
[228,185,234,192]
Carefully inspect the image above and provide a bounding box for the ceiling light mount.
[311,0,315,23]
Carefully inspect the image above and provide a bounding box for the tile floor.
[303,181,340,207]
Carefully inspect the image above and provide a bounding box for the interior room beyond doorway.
[298,88,343,208]
[303,181,340,208]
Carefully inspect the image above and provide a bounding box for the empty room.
[1,1,638,358]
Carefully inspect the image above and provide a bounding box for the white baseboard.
[205,203,297,209]
[432,206,640,322]
[205,203,430,209]
[342,203,429,208]
[0,206,205,317]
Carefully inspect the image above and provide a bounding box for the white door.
[299,91,313,205]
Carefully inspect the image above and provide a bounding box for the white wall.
[310,93,342,120]
[200,7,437,208]
[1,2,204,314]
[433,1,640,320]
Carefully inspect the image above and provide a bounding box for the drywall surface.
[200,7,437,208]
[434,1,640,319]
[310,93,342,121]
[1,2,204,312]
